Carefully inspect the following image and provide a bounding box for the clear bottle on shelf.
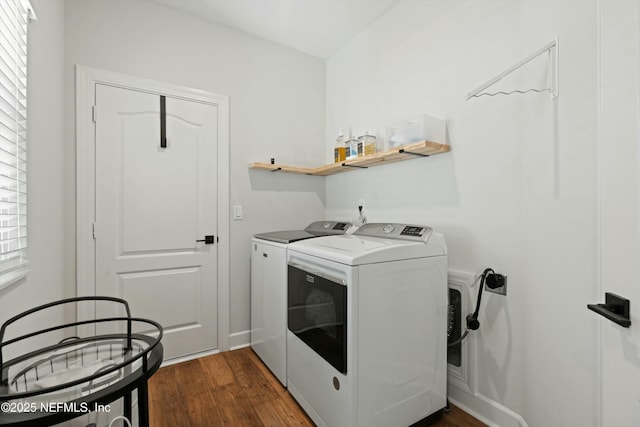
[334,129,346,163]
[346,128,358,160]
[357,131,377,156]
[345,138,357,159]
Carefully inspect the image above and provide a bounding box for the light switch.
[233,205,243,220]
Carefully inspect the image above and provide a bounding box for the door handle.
[160,95,167,148]
[196,235,215,244]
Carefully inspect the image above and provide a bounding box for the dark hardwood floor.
[148,347,486,427]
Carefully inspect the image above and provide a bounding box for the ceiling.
[152,0,401,58]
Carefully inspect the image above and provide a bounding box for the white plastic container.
[385,124,404,149]
[403,114,447,144]
[387,114,447,148]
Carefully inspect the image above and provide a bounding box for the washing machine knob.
[382,223,395,234]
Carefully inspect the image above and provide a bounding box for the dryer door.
[287,263,347,374]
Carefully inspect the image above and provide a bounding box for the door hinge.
[92,105,97,123]
[92,222,96,239]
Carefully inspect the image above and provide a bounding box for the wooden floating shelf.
[249,140,450,176]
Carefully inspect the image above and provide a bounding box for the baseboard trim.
[448,385,529,427]
[160,348,220,368]
[159,330,251,368]
[229,329,251,350]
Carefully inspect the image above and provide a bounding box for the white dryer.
[286,223,448,427]
[251,221,350,386]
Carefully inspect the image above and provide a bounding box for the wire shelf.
[0,296,163,427]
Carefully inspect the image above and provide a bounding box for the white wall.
[63,0,326,341]
[598,0,640,424]
[325,1,599,425]
[0,0,66,357]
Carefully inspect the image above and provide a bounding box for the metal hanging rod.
[466,38,559,100]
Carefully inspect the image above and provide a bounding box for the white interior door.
[94,83,219,361]
[598,0,640,424]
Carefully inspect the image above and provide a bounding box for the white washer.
[250,221,350,386]
[286,223,448,427]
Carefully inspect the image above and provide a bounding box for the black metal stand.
[0,296,163,427]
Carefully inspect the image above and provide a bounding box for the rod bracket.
[588,292,631,328]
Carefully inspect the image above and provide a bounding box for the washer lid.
[288,232,447,266]
[253,220,352,244]
[253,230,317,244]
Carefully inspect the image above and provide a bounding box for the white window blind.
[0,0,33,289]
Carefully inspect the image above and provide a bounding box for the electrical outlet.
[486,274,507,296]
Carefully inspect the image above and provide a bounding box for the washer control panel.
[355,223,433,242]
[400,225,426,237]
[305,220,351,235]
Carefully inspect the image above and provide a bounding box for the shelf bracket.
[342,163,368,169]
[399,149,431,157]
